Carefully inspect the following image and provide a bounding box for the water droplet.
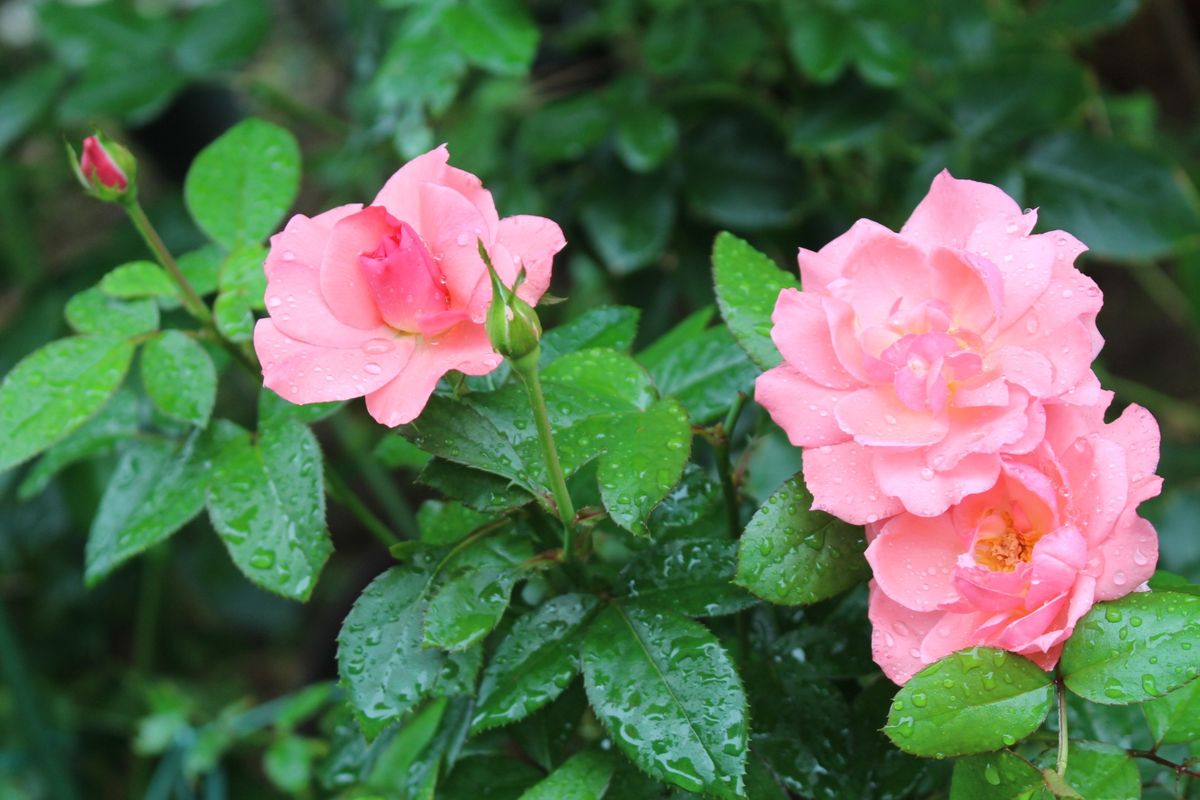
[363,362,383,375]
[1061,288,1073,299]
[1025,317,1039,334]
[455,233,470,247]
[268,296,282,308]
[282,250,296,261]
[984,763,1001,785]
[920,467,935,481]
[363,338,394,355]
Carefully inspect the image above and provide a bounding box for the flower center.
[972,508,1042,572]
[358,218,459,336]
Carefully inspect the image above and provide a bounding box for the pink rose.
[756,171,1106,523]
[254,145,566,426]
[866,399,1161,685]
[81,135,129,190]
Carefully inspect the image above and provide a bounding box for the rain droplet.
[363,338,394,355]
[364,363,383,375]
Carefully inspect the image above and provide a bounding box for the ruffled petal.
[771,289,860,389]
[803,441,903,524]
[865,514,962,612]
[1094,514,1158,601]
[496,215,566,306]
[869,583,943,685]
[834,232,935,328]
[320,206,392,328]
[371,144,452,228]
[901,170,1030,251]
[417,182,493,312]
[873,449,1001,518]
[834,387,949,447]
[754,365,852,447]
[798,218,893,292]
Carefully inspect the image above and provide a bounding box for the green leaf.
[1143,679,1200,745]
[99,260,177,300]
[440,755,542,799]
[597,398,692,536]
[518,749,615,800]
[1061,591,1200,704]
[735,475,869,605]
[263,735,314,795]
[336,565,446,737]
[1049,742,1140,800]
[140,331,216,428]
[0,336,135,473]
[711,232,800,370]
[440,0,539,77]
[257,389,343,428]
[783,6,852,83]
[614,105,678,174]
[640,320,757,424]
[0,64,66,153]
[1024,133,1200,260]
[173,0,269,76]
[541,306,640,365]
[582,605,747,799]
[65,287,159,338]
[184,118,301,250]
[17,389,140,499]
[213,290,255,343]
[950,751,1044,800]
[178,245,223,297]
[517,93,611,166]
[206,417,332,601]
[373,435,431,471]
[472,593,598,733]
[417,500,493,545]
[218,244,268,305]
[884,648,1054,758]
[580,176,675,276]
[423,528,533,651]
[617,538,755,617]
[419,459,532,513]
[85,424,238,585]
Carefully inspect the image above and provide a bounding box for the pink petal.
[991,594,1067,652]
[1103,403,1161,490]
[868,583,943,685]
[359,220,449,333]
[969,227,1070,329]
[928,387,1036,467]
[919,610,987,665]
[873,450,1001,518]
[254,319,414,404]
[834,232,935,328]
[496,215,566,306]
[1094,513,1158,601]
[364,322,501,427]
[770,290,860,389]
[264,203,362,282]
[834,387,949,447]
[901,170,1029,251]
[987,347,1053,398]
[927,247,1002,334]
[1026,526,1088,607]
[754,365,852,447]
[803,441,902,524]
[1059,435,1129,544]
[798,218,894,292]
[320,206,392,328]
[371,144,451,229]
[417,182,494,311]
[865,514,961,612]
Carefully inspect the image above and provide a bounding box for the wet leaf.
[141,331,216,427]
[1060,591,1200,704]
[0,336,135,472]
[950,751,1043,799]
[518,748,615,800]
[1045,742,1140,800]
[472,593,598,733]
[617,538,755,617]
[184,118,300,249]
[735,475,869,605]
[540,306,639,365]
[596,398,692,536]
[640,315,757,424]
[884,647,1054,758]
[1143,678,1200,745]
[65,286,159,338]
[582,605,747,799]
[711,232,799,370]
[417,499,493,545]
[206,416,332,601]
[99,260,177,299]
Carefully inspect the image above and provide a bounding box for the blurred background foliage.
[2,0,1200,797]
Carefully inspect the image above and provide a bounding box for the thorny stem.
[1056,675,1069,778]
[716,393,748,537]
[513,355,576,560]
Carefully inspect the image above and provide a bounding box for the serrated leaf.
[440,0,538,77]
[423,528,533,651]
[617,538,755,617]
[1048,742,1140,800]
[419,459,532,513]
[518,748,615,800]
[1143,678,1200,745]
[582,605,747,799]
[540,306,639,366]
[65,287,159,338]
[337,565,447,738]
[206,417,332,601]
[218,243,268,304]
[711,232,800,370]
[416,500,492,545]
[0,336,135,473]
[17,389,141,499]
[640,321,757,424]
[950,751,1044,799]
[184,118,300,249]
[213,290,255,343]
[472,593,598,733]
[99,260,177,299]
[141,331,216,427]
[597,398,692,536]
[736,475,869,605]
[1060,591,1200,704]
[86,423,238,585]
[884,647,1054,758]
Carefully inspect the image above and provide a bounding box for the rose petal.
[320,206,393,328]
[865,514,961,612]
[754,365,852,447]
[868,583,943,685]
[901,170,1030,251]
[834,387,949,447]
[873,449,1001,518]
[803,440,903,524]
[770,290,861,389]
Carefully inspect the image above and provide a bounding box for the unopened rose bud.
[68,132,137,203]
[481,241,542,367]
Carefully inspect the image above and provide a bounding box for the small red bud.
[80,136,128,190]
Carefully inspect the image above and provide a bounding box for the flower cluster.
[756,173,1162,684]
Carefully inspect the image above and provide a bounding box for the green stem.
[513,354,575,558]
[716,394,747,537]
[324,464,402,549]
[1056,676,1069,778]
[125,200,210,322]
